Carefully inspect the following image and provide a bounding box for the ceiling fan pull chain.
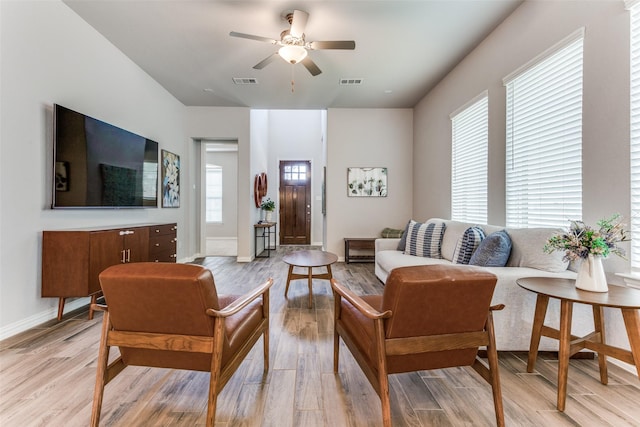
[291,64,295,93]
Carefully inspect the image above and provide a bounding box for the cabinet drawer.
[150,250,177,263]
[149,234,177,254]
[150,223,177,236]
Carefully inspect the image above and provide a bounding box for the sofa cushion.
[506,227,569,272]
[405,220,446,258]
[469,230,512,267]
[452,226,485,264]
[396,220,411,251]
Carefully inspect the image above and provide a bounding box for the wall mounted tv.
[52,104,159,208]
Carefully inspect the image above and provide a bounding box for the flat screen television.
[52,104,159,208]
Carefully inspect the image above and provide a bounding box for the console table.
[42,223,177,320]
[517,277,640,411]
[344,237,376,263]
[254,222,276,258]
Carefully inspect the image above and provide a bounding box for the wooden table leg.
[621,308,640,378]
[57,297,66,321]
[284,265,294,298]
[592,305,608,384]
[527,294,549,372]
[557,299,573,412]
[307,267,313,309]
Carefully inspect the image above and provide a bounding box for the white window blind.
[451,93,488,223]
[630,4,640,269]
[206,165,222,222]
[504,31,583,228]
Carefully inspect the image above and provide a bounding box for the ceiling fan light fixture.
[278,45,307,64]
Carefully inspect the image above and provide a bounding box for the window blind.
[630,4,640,268]
[451,93,488,223]
[206,165,223,222]
[505,34,583,228]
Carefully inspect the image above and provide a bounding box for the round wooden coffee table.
[283,250,338,308]
[517,277,640,411]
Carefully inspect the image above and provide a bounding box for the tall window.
[504,29,584,228]
[451,92,488,223]
[631,3,640,268]
[206,165,222,222]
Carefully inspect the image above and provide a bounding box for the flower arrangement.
[260,198,275,211]
[543,213,628,262]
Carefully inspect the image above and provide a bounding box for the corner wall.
[0,0,186,338]
[412,0,632,363]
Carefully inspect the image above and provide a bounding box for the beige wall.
[326,108,413,259]
[412,0,631,356]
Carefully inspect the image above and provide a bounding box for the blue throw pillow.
[397,220,411,251]
[468,229,512,267]
[452,226,485,264]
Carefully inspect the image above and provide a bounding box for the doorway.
[279,160,311,245]
[202,141,238,256]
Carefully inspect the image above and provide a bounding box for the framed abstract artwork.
[347,167,387,197]
[161,149,180,208]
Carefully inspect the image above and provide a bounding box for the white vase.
[265,211,273,222]
[575,254,608,292]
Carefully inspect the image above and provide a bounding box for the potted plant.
[544,213,627,292]
[261,198,275,222]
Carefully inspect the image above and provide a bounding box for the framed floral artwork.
[347,167,387,197]
[161,149,180,208]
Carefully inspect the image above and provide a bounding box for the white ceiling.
[63,0,523,109]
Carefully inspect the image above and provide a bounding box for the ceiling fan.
[229,9,356,76]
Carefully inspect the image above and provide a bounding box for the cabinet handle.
[155,243,160,247]
[126,249,131,263]
[121,249,126,263]
[155,229,160,233]
[119,230,134,236]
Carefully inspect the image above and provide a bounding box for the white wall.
[326,109,413,259]
[412,0,632,358]
[0,1,186,338]
[266,110,325,245]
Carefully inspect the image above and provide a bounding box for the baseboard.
[0,297,90,341]
[237,256,252,263]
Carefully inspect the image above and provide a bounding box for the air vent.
[233,77,259,85]
[340,78,363,85]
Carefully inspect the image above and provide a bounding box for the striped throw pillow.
[405,220,446,258]
[452,226,485,264]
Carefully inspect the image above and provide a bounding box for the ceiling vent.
[340,78,363,85]
[233,77,259,85]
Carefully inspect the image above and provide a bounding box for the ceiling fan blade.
[301,56,322,76]
[289,10,309,38]
[229,31,278,44]
[309,40,356,50]
[253,53,280,70]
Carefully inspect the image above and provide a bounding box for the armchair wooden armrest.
[207,278,273,318]
[330,278,392,319]
[490,304,505,311]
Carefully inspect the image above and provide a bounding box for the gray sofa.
[375,218,595,351]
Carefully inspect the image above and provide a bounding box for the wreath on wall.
[254,172,268,208]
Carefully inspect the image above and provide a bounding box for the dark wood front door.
[279,160,311,245]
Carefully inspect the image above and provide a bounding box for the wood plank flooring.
[2,246,640,426]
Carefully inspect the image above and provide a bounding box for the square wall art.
[347,167,387,197]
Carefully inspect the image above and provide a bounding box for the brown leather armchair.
[90,262,273,427]
[331,264,505,427]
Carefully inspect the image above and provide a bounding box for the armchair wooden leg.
[485,311,505,427]
[333,292,341,373]
[206,319,226,427]
[90,311,112,427]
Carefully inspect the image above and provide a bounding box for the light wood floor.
[2,247,640,426]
